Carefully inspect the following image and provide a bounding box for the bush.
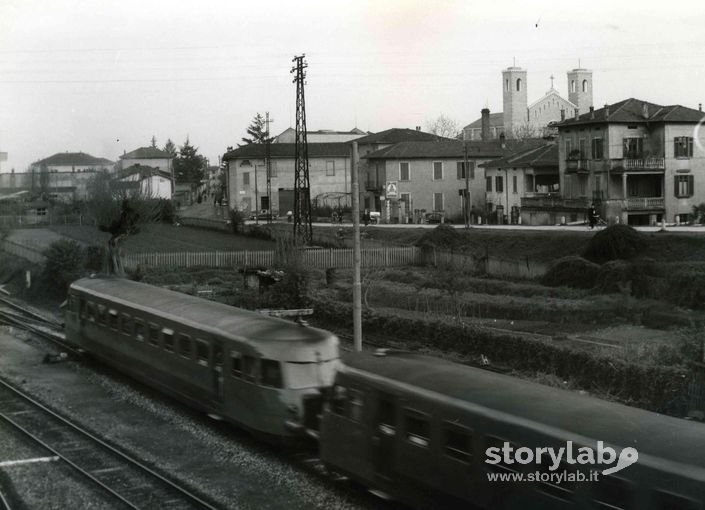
[83,244,106,272]
[583,225,648,264]
[43,239,84,293]
[541,256,600,289]
[415,224,463,250]
[228,209,246,234]
[247,225,273,240]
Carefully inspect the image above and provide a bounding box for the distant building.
[115,165,173,199]
[463,66,593,140]
[273,127,368,144]
[118,146,175,197]
[0,151,114,201]
[554,98,705,225]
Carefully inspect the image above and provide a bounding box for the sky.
[1,0,704,172]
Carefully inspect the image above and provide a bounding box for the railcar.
[320,350,705,510]
[65,277,339,438]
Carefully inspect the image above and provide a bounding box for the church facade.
[463,66,594,140]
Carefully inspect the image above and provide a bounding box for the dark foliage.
[541,256,600,288]
[583,225,648,264]
[43,239,84,293]
[83,244,106,272]
[229,209,246,234]
[415,224,464,250]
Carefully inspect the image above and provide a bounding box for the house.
[481,143,560,224]
[273,127,368,144]
[554,98,705,225]
[115,164,173,199]
[463,66,593,140]
[362,137,546,223]
[118,146,175,197]
[0,152,114,201]
[222,143,353,215]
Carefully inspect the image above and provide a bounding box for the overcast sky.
[1,0,704,171]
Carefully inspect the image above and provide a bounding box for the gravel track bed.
[0,326,391,510]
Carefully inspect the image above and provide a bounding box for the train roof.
[342,351,705,471]
[70,277,337,350]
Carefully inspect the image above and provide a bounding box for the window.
[582,79,588,92]
[591,476,633,510]
[505,78,509,91]
[675,175,694,198]
[260,359,283,388]
[570,79,576,93]
[177,334,192,359]
[349,389,364,422]
[162,328,174,352]
[213,343,224,366]
[443,424,473,463]
[516,78,522,91]
[325,160,335,176]
[269,161,277,177]
[565,139,572,158]
[243,355,257,383]
[592,138,604,159]
[134,319,145,342]
[623,137,643,158]
[535,461,576,501]
[495,176,504,193]
[377,397,396,435]
[86,302,96,322]
[486,176,492,192]
[512,175,518,194]
[433,192,444,211]
[108,309,119,330]
[433,161,443,180]
[405,410,430,447]
[242,172,250,186]
[578,138,586,158]
[486,436,518,474]
[121,314,131,335]
[148,323,160,346]
[400,192,411,205]
[457,161,475,180]
[399,162,410,181]
[231,351,242,377]
[674,136,694,158]
[195,339,209,366]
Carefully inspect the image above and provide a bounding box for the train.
[65,277,705,509]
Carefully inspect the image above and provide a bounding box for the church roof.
[557,98,705,127]
[527,88,576,110]
[463,113,504,130]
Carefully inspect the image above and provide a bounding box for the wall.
[663,123,705,221]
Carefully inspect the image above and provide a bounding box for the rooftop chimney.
[481,108,490,141]
[415,126,421,131]
[605,104,610,119]
[499,132,506,149]
[642,103,649,119]
[574,108,579,120]
[590,106,595,119]
[560,109,565,121]
[700,103,702,112]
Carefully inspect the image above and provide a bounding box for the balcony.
[625,197,665,210]
[521,196,589,210]
[609,157,665,173]
[565,158,590,174]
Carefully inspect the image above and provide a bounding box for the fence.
[0,239,47,264]
[0,214,90,229]
[121,246,421,270]
[422,248,549,280]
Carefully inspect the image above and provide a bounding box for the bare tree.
[511,122,543,141]
[86,172,161,276]
[426,114,461,139]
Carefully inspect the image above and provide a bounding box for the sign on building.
[385,181,398,198]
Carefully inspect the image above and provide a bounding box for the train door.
[374,392,397,480]
[212,341,224,403]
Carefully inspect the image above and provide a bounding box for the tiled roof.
[352,128,449,145]
[482,143,558,169]
[557,98,705,127]
[120,147,174,159]
[118,164,172,181]
[363,138,547,160]
[33,152,114,167]
[463,112,504,130]
[223,143,351,160]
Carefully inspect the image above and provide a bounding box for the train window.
[243,355,257,383]
[213,344,224,366]
[97,304,106,325]
[231,351,242,377]
[486,436,519,475]
[443,424,473,463]
[121,314,131,335]
[162,328,174,352]
[178,334,192,359]
[195,339,209,366]
[134,320,145,342]
[404,410,430,448]
[349,389,363,422]
[108,309,119,330]
[86,302,96,322]
[261,359,283,388]
[330,385,347,415]
[535,461,576,501]
[378,397,396,435]
[148,323,160,346]
[654,491,700,510]
[591,475,633,510]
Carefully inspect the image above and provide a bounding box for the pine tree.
[239,113,271,146]
[163,139,177,157]
[173,137,206,184]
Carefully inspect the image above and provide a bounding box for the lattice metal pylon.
[291,55,312,245]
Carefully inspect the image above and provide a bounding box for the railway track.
[0,377,219,510]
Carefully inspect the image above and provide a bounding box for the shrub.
[228,209,246,234]
[583,225,648,264]
[83,244,106,272]
[415,224,463,250]
[541,256,600,289]
[43,239,84,293]
[247,225,273,240]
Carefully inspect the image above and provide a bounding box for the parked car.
[424,211,445,224]
[249,209,278,220]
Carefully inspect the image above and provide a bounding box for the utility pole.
[265,112,274,224]
[351,142,362,351]
[464,143,470,228]
[291,55,312,245]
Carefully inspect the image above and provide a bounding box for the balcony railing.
[609,157,665,172]
[625,197,665,210]
[565,158,590,173]
[521,196,589,210]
